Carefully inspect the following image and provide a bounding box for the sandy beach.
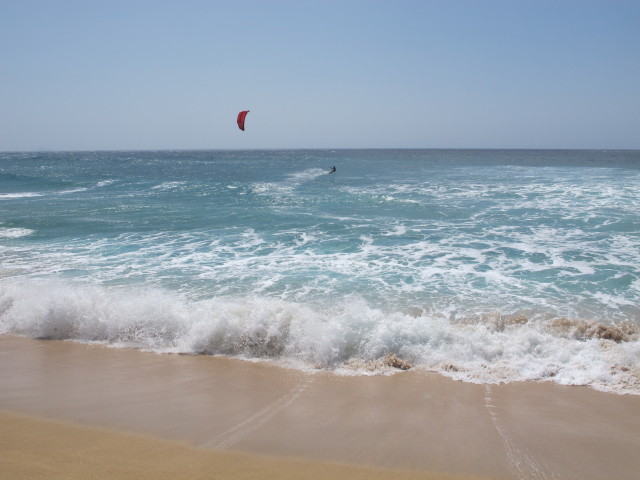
[1,335,639,479]
[2,410,471,480]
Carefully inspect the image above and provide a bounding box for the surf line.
[484,385,557,480]
[202,376,312,450]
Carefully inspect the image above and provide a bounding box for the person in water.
[329,166,336,174]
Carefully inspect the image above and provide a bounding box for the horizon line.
[3,147,640,154]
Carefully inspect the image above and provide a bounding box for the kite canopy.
[237,110,249,131]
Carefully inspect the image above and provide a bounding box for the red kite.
[237,110,249,131]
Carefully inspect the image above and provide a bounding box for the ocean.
[1,149,639,394]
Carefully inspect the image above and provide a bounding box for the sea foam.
[1,279,638,394]
[0,228,35,238]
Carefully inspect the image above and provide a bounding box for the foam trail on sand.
[202,378,312,450]
[484,386,559,480]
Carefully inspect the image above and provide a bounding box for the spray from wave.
[285,168,329,184]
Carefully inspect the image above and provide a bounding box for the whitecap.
[0,192,42,199]
[0,228,35,238]
[58,187,88,194]
[382,225,408,236]
[95,180,115,188]
[152,181,187,190]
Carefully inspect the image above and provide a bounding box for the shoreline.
[2,335,640,479]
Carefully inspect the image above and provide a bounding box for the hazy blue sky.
[1,0,639,150]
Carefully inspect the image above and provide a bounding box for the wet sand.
[1,410,472,480]
[1,335,639,479]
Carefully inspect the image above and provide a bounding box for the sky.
[1,0,639,150]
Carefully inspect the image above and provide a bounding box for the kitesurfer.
[329,166,336,174]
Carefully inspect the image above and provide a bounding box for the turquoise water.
[1,149,639,393]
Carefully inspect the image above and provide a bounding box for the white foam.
[2,216,637,326]
[382,225,408,236]
[1,279,638,395]
[58,187,88,194]
[285,168,327,184]
[96,180,115,188]
[0,228,35,238]
[0,192,42,199]
[152,181,187,190]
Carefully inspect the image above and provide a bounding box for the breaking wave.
[1,279,638,395]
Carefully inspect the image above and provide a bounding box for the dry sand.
[1,335,639,479]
